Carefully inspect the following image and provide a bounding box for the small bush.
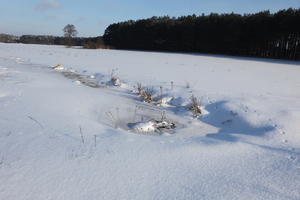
[140,87,154,103]
[135,83,153,103]
[189,95,201,117]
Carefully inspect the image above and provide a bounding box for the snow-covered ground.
[0,43,300,200]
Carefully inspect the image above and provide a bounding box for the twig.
[6,131,12,137]
[105,111,118,128]
[136,83,143,95]
[116,107,120,124]
[79,126,84,144]
[186,81,190,89]
[27,116,43,129]
[159,86,163,105]
[94,135,97,148]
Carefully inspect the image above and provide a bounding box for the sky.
[0,0,299,37]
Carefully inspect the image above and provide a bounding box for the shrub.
[140,87,154,103]
[189,95,201,117]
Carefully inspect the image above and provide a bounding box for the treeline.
[103,8,300,60]
[0,34,106,49]
[0,34,19,43]
[1,8,299,60]
[19,35,105,48]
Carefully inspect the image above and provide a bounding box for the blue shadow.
[200,101,274,142]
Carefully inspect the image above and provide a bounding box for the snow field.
[0,43,300,200]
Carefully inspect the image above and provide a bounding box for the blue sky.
[0,0,299,37]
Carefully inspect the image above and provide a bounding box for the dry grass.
[135,83,154,103]
[140,87,154,103]
[136,82,143,95]
[189,95,202,117]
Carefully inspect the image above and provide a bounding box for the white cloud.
[35,0,60,11]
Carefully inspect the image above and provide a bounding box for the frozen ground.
[0,43,300,200]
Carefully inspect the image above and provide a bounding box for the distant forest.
[0,34,105,49]
[19,35,105,49]
[1,8,299,60]
[104,8,300,60]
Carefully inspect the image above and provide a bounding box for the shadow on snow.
[200,101,274,142]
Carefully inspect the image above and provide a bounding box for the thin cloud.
[35,0,60,11]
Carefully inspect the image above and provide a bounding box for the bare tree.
[63,24,78,47]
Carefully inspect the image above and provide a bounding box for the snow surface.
[0,43,300,200]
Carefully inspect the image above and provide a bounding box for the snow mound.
[156,96,174,107]
[129,120,176,133]
[53,64,64,71]
[131,121,156,132]
[200,106,209,116]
